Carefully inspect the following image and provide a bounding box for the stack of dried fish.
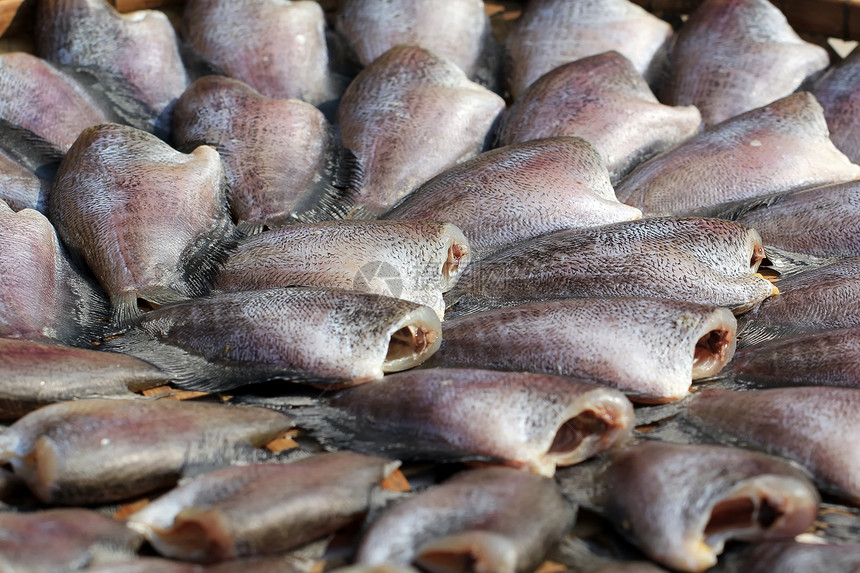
[1,0,860,571]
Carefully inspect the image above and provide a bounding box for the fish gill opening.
[548,410,609,455]
[155,511,234,564]
[704,495,781,540]
[691,328,733,379]
[442,242,470,286]
[384,324,439,369]
[415,550,478,573]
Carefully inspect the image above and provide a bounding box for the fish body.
[0,148,47,212]
[616,93,860,216]
[815,47,860,164]
[383,137,641,258]
[721,540,860,573]
[497,52,701,184]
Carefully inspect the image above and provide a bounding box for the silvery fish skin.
[0,398,293,505]
[383,137,642,258]
[505,0,671,99]
[357,467,576,573]
[616,93,860,216]
[446,217,777,316]
[183,0,336,106]
[0,338,165,419]
[687,387,860,504]
[0,509,143,572]
[215,221,470,319]
[296,368,633,475]
[738,257,860,344]
[84,556,312,573]
[720,540,860,573]
[128,452,400,563]
[35,0,189,137]
[729,327,860,388]
[734,180,860,259]
[661,0,829,127]
[0,148,46,212]
[47,123,238,326]
[336,45,505,216]
[559,441,819,573]
[0,200,108,346]
[101,288,442,391]
[335,0,499,89]
[424,298,737,403]
[497,52,701,184]
[172,76,358,232]
[814,47,860,164]
[0,51,109,152]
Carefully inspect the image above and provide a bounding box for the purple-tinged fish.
[687,387,860,504]
[814,46,860,164]
[293,368,633,475]
[172,75,359,232]
[47,123,239,326]
[505,0,671,100]
[425,298,736,403]
[383,137,642,258]
[101,288,441,392]
[497,52,701,184]
[336,45,505,216]
[182,0,337,106]
[0,148,48,213]
[128,452,400,563]
[0,509,142,572]
[35,0,189,137]
[616,93,860,217]
[660,0,829,127]
[558,441,819,572]
[357,467,575,572]
[720,540,860,573]
[215,221,470,319]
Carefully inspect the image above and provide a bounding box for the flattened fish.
[0,338,165,419]
[334,0,499,89]
[446,217,777,316]
[383,137,641,258]
[35,0,189,137]
[0,200,109,346]
[47,123,238,326]
[687,387,860,504]
[0,148,48,213]
[101,288,441,391]
[293,368,633,475]
[215,221,470,319]
[336,45,505,216]
[558,441,819,572]
[357,467,576,572]
[182,0,336,105]
[128,452,400,563]
[172,75,359,232]
[721,540,860,573]
[424,298,737,403]
[497,52,701,183]
[505,0,671,99]
[616,93,860,216]
[814,46,860,163]
[0,398,294,504]
[660,0,829,127]
[0,509,142,572]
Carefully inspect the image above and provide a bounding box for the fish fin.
[761,245,843,278]
[0,119,64,180]
[178,202,242,298]
[236,220,265,236]
[137,287,188,307]
[111,292,144,330]
[735,319,805,348]
[58,264,112,348]
[179,442,310,481]
[443,294,515,320]
[290,140,362,223]
[690,192,788,220]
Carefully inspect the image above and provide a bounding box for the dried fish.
[0,148,47,212]
[814,46,860,164]
[719,540,860,573]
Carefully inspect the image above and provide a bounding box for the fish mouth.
[414,531,516,573]
[383,307,442,372]
[440,226,471,292]
[691,308,737,379]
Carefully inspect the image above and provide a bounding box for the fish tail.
[111,292,144,329]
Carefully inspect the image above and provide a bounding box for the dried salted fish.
[84,556,313,572]
[357,467,575,572]
[720,540,860,573]
[505,0,671,99]
[215,221,470,319]
[293,368,633,475]
[183,0,337,106]
[815,46,860,164]
[35,0,189,137]
[101,288,441,391]
[445,217,777,316]
[0,509,142,572]
[0,338,165,419]
[616,93,860,217]
[686,387,860,504]
[47,123,238,326]
[383,138,641,258]
[336,45,505,216]
[661,0,829,127]
[0,200,109,346]
[424,298,736,403]
[558,441,819,572]
[0,398,293,504]
[0,148,47,212]
[128,452,400,563]
[172,75,360,232]
[497,52,701,184]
